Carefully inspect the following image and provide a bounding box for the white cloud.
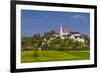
[71,14,81,18]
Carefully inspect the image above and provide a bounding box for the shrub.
[33,51,39,57]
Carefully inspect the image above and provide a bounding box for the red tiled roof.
[63,28,70,33]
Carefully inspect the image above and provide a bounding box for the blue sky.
[21,10,90,36]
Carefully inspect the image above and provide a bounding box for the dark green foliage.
[33,51,39,57]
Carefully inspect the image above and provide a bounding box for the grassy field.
[21,50,90,63]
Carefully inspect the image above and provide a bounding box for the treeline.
[21,31,90,51]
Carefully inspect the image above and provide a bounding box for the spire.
[61,24,63,28]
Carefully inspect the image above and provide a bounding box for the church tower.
[60,24,63,37]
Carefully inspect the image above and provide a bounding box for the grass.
[21,50,90,63]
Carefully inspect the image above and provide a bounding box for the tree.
[82,35,90,50]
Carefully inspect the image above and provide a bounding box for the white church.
[54,24,85,42]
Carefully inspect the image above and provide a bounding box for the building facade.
[59,24,85,42]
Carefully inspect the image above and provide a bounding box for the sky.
[21,10,90,36]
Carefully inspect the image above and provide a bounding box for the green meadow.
[21,50,90,63]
